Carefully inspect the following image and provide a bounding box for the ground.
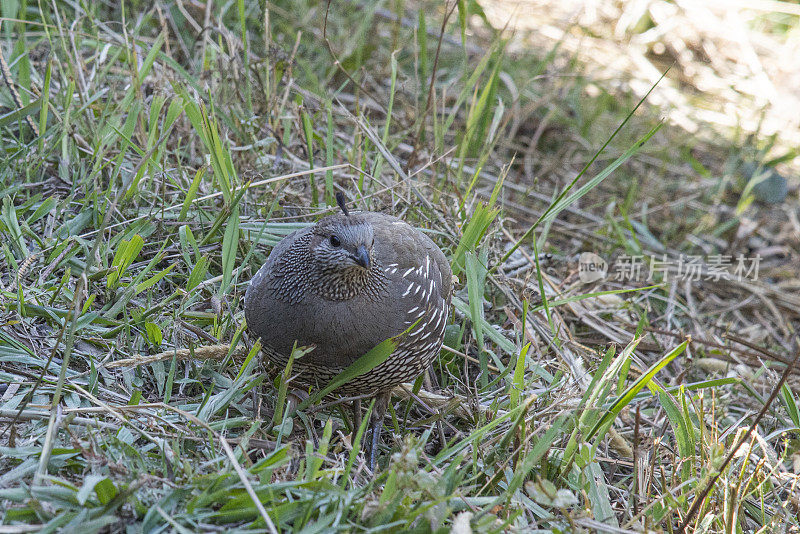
[0,0,799,532]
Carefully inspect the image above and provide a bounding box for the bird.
[244,192,452,469]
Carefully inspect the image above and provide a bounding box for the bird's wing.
[367,212,451,302]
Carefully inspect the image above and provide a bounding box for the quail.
[245,193,452,468]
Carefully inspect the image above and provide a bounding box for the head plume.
[335,192,350,217]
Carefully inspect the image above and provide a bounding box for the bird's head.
[306,193,387,301]
[310,214,374,273]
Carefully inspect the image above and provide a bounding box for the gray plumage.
[244,210,452,395]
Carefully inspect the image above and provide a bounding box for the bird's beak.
[353,245,370,270]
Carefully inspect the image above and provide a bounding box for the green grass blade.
[451,203,500,277]
[0,98,41,129]
[465,250,488,386]
[587,339,689,442]
[221,204,240,293]
[38,59,52,152]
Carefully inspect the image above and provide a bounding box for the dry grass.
[482,0,800,150]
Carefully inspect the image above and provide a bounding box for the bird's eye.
[329,235,341,247]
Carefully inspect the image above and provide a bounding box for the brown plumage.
[244,195,452,468]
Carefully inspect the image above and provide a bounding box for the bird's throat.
[312,265,387,301]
